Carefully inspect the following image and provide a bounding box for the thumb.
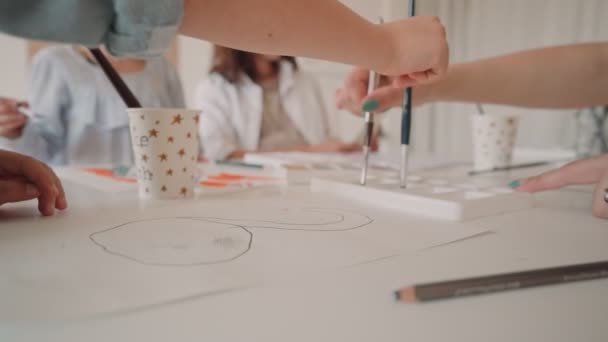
[0,179,40,204]
[362,86,404,113]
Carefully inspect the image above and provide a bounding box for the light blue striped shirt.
[0,46,185,166]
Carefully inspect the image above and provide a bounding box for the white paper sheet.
[0,192,489,322]
[54,167,138,193]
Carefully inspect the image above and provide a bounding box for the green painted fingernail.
[508,180,520,189]
[362,99,379,112]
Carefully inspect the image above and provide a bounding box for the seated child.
[0,45,184,166]
[194,46,362,161]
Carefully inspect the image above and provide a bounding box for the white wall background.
[0,34,26,99]
[417,0,608,162]
[1,0,607,162]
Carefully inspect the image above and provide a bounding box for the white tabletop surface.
[1,163,607,342]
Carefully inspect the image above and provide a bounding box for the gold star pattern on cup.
[166,169,173,176]
[168,136,174,143]
[142,154,149,162]
[159,153,168,162]
[178,148,186,158]
[180,187,188,196]
[161,185,167,192]
[149,128,159,138]
[171,114,183,125]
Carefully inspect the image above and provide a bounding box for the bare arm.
[181,0,447,79]
[337,43,608,114]
[430,43,608,108]
[181,0,383,68]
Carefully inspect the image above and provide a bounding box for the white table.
[2,164,607,342]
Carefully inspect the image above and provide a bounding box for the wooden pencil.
[395,260,608,302]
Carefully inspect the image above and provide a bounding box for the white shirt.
[257,78,307,151]
[193,61,331,160]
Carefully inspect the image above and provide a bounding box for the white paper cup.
[472,113,519,171]
[127,108,201,199]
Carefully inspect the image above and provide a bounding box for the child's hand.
[305,140,362,154]
[335,67,433,116]
[0,150,67,216]
[513,154,608,219]
[0,98,28,139]
[377,16,449,86]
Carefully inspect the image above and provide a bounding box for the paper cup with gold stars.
[127,108,201,199]
[472,113,519,172]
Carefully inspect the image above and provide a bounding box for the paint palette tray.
[310,176,534,221]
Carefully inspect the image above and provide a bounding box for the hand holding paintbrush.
[360,69,382,185]
[360,17,384,186]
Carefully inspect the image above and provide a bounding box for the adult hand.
[0,97,28,139]
[335,67,433,116]
[305,140,362,154]
[0,150,67,216]
[514,154,608,219]
[377,16,449,86]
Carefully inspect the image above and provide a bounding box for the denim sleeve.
[0,0,182,57]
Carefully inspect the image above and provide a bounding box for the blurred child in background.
[194,46,367,161]
[0,46,184,166]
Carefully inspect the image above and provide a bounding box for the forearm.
[181,0,387,70]
[431,43,608,109]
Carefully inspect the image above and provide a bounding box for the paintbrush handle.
[89,48,141,108]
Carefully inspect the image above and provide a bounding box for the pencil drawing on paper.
[90,208,373,266]
[90,218,253,267]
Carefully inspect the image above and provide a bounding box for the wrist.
[422,82,440,105]
[431,63,460,102]
[367,23,395,74]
